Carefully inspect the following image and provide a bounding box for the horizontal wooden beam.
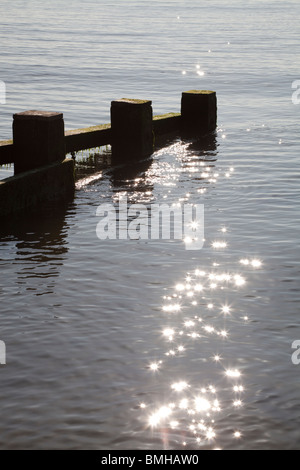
[0,113,182,164]
[65,123,112,154]
[0,159,74,217]
[153,113,181,135]
[0,140,14,165]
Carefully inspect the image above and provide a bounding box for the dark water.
[0,0,300,450]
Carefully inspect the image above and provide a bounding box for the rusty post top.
[13,110,63,121]
[182,90,216,95]
[111,98,152,106]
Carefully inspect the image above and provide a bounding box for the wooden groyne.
[0,90,217,217]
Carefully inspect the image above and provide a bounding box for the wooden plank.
[0,159,74,217]
[65,124,111,154]
[153,113,181,135]
[0,113,182,162]
[0,140,14,165]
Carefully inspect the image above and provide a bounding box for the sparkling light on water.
[212,241,227,249]
[163,303,181,313]
[171,381,189,392]
[221,305,231,315]
[139,156,263,449]
[149,362,161,372]
[226,369,241,379]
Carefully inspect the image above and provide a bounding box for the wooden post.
[13,110,66,175]
[110,99,153,160]
[181,90,217,135]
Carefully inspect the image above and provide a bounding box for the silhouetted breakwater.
[0,90,217,216]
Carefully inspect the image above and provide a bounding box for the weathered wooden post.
[181,90,217,135]
[110,99,153,160]
[0,110,75,217]
[13,110,66,175]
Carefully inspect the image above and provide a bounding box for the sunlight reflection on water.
[138,162,263,449]
[141,248,262,449]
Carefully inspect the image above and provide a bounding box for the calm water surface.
[0,0,299,450]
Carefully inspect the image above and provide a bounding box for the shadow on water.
[155,130,218,158]
[74,146,154,200]
[74,132,218,197]
[74,147,112,182]
[0,200,72,295]
[184,133,219,160]
[180,134,219,186]
[108,156,154,193]
[150,132,219,195]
